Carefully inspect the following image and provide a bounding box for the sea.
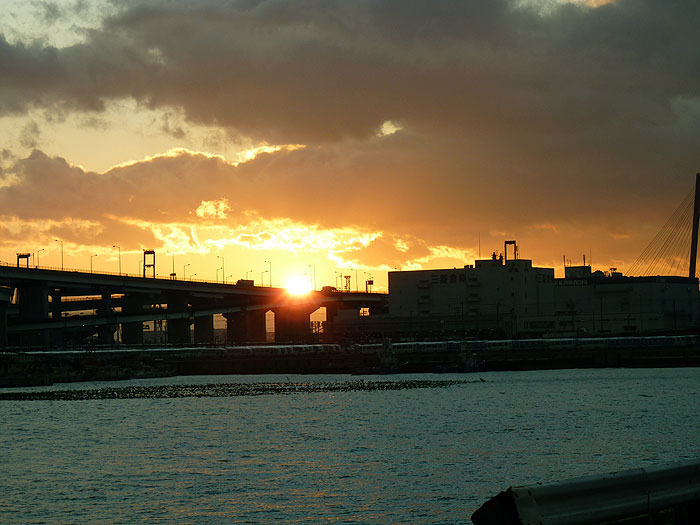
[2,367,699,524]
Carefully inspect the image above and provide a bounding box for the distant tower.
[143,250,156,278]
[690,173,700,279]
[504,240,518,261]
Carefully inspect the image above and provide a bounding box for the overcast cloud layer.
[1,0,699,276]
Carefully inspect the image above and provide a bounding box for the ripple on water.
[1,369,699,523]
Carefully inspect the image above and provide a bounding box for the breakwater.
[3,336,700,388]
[0,378,476,401]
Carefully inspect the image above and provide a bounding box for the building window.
[441,275,448,283]
[450,275,457,283]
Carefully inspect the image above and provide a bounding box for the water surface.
[2,368,699,523]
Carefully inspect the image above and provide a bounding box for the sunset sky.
[1,0,699,290]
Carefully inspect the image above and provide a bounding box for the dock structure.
[0,265,384,348]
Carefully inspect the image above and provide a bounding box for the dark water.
[2,368,699,523]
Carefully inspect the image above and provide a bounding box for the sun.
[285,275,312,295]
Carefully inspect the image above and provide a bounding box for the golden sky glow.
[1,0,698,286]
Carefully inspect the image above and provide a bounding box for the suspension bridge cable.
[627,187,695,277]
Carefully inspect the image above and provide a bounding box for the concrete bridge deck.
[0,264,385,348]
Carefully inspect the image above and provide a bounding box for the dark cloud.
[37,1,64,25]
[19,121,41,148]
[1,1,698,142]
[0,143,685,271]
[1,0,698,271]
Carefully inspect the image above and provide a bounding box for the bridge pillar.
[323,304,340,341]
[273,306,315,343]
[193,315,214,344]
[223,310,267,343]
[121,295,144,345]
[49,290,64,346]
[18,283,50,347]
[0,287,10,349]
[167,295,190,345]
[97,293,116,345]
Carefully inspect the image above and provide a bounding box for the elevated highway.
[0,264,385,348]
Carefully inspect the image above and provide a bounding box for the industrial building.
[330,241,700,340]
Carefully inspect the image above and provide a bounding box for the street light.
[264,260,272,286]
[261,269,268,286]
[226,274,233,284]
[336,271,343,288]
[217,255,225,283]
[364,271,374,293]
[112,245,121,274]
[246,269,253,280]
[37,248,46,268]
[308,264,316,290]
[54,239,64,270]
[183,263,190,279]
[90,253,98,272]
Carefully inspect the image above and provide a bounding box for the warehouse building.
[382,242,699,338]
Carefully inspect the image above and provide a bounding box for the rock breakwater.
[0,378,479,401]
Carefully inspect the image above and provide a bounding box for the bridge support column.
[18,283,49,347]
[223,310,267,343]
[323,304,340,342]
[0,287,10,349]
[273,306,315,343]
[49,291,63,346]
[167,295,190,344]
[193,315,214,344]
[97,293,116,345]
[121,295,144,345]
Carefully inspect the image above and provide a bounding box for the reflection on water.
[2,368,699,523]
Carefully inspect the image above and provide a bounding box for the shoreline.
[3,341,700,388]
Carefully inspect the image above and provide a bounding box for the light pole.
[226,274,233,284]
[37,248,46,268]
[336,271,343,288]
[355,268,359,292]
[261,270,268,287]
[183,263,190,279]
[112,245,121,275]
[265,260,272,286]
[54,239,64,270]
[90,253,98,272]
[308,264,316,290]
[217,255,225,283]
[364,272,374,293]
[246,269,252,280]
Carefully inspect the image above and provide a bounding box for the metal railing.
[472,459,700,524]
[0,260,220,283]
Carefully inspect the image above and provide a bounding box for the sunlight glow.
[378,121,402,136]
[285,275,312,295]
